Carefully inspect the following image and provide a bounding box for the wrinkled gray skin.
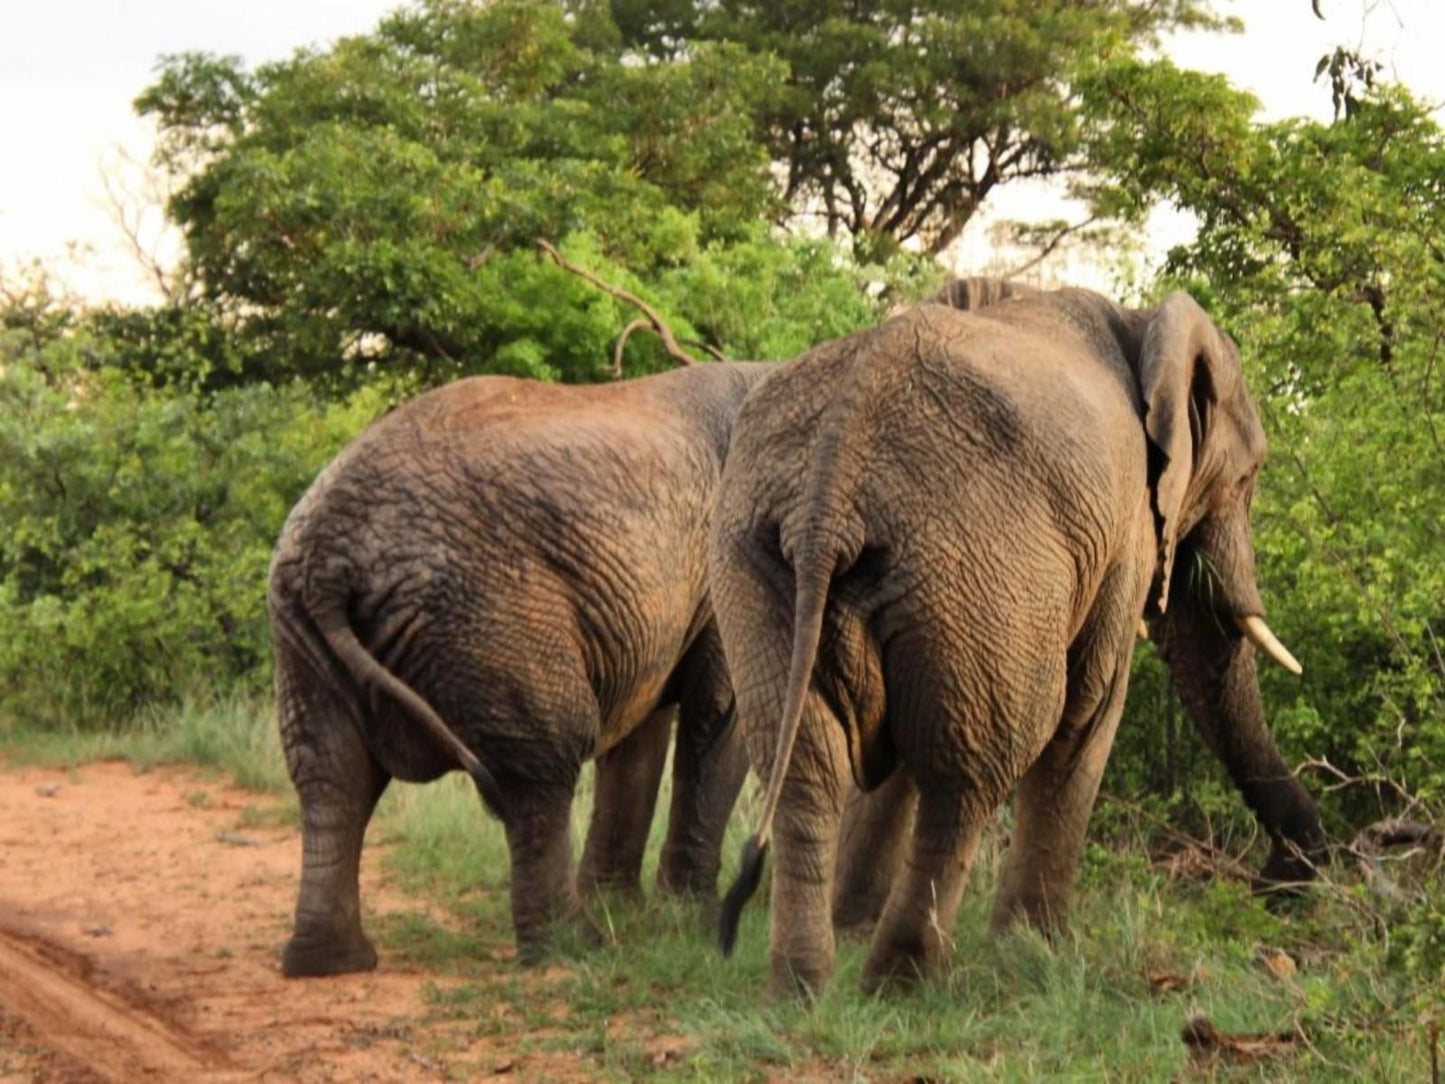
[269,362,766,977]
[831,279,1323,934]
[711,287,1322,996]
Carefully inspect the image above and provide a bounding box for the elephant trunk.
[1151,596,1326,889]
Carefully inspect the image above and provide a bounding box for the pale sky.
[2,0,1441,305]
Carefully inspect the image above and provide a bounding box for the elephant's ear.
[1138,292,1224,614]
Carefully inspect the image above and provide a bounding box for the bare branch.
[464,244,496,272]
[537,239,704,369]
[1002,215,1101,278]
[681,338,728,362]
[97,152,184,304]
[1349,819,1444,904]
[612,318,651,378]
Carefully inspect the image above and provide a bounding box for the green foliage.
[0,289,388,726]
[1090,66,1445,825]
[609,0,1230,256]
[129,1,1239,387]
[136,1,799,386]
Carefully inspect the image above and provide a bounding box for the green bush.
[0,308,388,727]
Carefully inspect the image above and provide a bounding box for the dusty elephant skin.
[268,361,766,976]
[711,287,1322,997]
[831,278,1321,935]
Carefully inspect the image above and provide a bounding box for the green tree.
[0,276,389,725]
[1083,59,1445,818]
[136,0,817,388]
[604,0,1228,257]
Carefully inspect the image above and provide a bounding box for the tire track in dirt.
[0,922,237,1082]
[0,760,565,1082]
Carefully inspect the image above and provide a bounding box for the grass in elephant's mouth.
[5,703,1437,1081]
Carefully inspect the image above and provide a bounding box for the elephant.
[268,360,768,977]
[709,285,1322,996]
[830,279,1320,935]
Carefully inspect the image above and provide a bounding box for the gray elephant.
[711,286,1319,996]
[269,361,767,976]
[831,279,1321,934]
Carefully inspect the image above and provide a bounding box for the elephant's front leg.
[832,768,917,933]
[577,706,673,900]
[766,702,851,999]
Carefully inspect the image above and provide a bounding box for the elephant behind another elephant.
[268,361,768,976]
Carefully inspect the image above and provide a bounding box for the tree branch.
[612,318,651,378]
[1003,215,1101,278]
[1349,819,1443,904]
[536,239,703,369]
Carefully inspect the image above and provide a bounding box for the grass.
[4,699,1441,1080]
[0,692,291,792]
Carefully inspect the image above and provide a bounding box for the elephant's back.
[273,369,728,742]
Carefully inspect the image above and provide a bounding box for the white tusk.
[1236,615,1302,676]
[1137,619,1149,641]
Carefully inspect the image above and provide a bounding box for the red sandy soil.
[0,760,570,1083]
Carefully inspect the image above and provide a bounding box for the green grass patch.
[0,691,289,792]
[368,774,1442,1082]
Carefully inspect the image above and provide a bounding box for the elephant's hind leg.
[991,648,1133,935]
[279,661,391,978]
[500,771,593,962]
[859,783,988,993]
[992,558,1147,935]
[832,768,918,934]
[577,706,673,900]
[763,701,852,999]
[659,637,749,900]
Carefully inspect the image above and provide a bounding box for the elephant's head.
[1135,293,1323,886]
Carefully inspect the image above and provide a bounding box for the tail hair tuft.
[717,835,768,957]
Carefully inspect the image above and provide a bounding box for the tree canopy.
[606,0,1227,255]
[129,0,1234,388]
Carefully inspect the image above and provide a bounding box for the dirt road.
[0,761,530,1082]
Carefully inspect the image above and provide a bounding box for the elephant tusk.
[1236,615,1302,676]
[1137,619,1149,641]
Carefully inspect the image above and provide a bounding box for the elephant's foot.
[1254,843,1318,898]
[576,867,644,905]
[988,890,1069,939]
[281,927,378,978]
[657,849,721,901]
[515,905,606,966]
[859,930,945,995]
[1254,847,1318,913]
[768,954,833,1002]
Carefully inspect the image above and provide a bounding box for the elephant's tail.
[316,610,506,821]
[717,546,834,957]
